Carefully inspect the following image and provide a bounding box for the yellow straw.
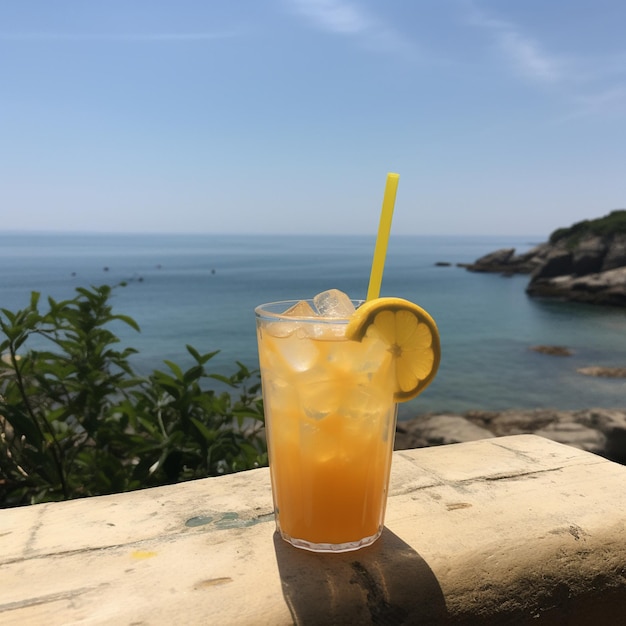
[366,173,400,301]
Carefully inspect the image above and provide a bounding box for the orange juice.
[256,299,397,552]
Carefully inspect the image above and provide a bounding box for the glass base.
[278,527,383,553]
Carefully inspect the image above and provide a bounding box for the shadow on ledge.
[273,527,448,625]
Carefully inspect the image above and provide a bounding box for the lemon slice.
[346,297,441,402]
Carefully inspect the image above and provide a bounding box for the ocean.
[1,232,625,420]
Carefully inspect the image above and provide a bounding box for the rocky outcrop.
[465,211,626,306]
[396,414,495,447]
[527,265,626,306]
[395,408,626,464]
[529,345,573,356]
[464,244,549,274]
[577,366,626,377]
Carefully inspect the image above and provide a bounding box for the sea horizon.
[0,229,550,242]
[1,232,624,420]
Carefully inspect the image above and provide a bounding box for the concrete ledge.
[1,435,626,624]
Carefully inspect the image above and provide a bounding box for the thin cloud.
[0,31,237,42]
[467,10,562,83]
[563,85,626,121]
[498,30,561,83]
[466,3,626,120]
[571,51,626,85]
[287,0,372,35]
[285,0,419,59]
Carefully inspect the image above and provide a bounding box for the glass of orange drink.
[256,288,440,552]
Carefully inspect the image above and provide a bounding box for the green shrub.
[0,285,266,507]
[549,209,626,244]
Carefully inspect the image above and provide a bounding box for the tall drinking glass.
[255,299,397,553]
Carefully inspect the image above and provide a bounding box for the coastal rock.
[465,245,547,274]
[571,235,607,275]
[577,366,626,377]
[395,408,626,464]
[533,421,607,456]
[529,345,573,356]
[532,248,573,279]
[469,248,516,272]
[465,211,626,306]
[529,236,622,284]
[582,409,626,463]
[395,414,494,449]
[464,409,560,436]
[602,233,626,270]
[527,266,626,306]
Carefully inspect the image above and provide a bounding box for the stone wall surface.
[2,435,626,625]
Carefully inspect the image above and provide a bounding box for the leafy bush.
[0,285,266,507]
[549,209,626,244]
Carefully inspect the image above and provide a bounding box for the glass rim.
[255,298,364,323]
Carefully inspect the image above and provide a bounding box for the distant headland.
[462,209,626,307]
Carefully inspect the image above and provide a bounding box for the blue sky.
[1,0,624,236]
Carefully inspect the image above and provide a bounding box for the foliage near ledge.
[0,285,267,507]
[549,209,626,245]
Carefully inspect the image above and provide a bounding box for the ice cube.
[357,334,392,374]
[273,332,319,372]
[264,321,297,338]
[263,375,298,413]
[339,384,388,421]
[313,289,356,318]
[299,370,341,420]
[283,300,318,318]
[263,300,317,338]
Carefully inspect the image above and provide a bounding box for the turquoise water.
[1,232,625,419]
